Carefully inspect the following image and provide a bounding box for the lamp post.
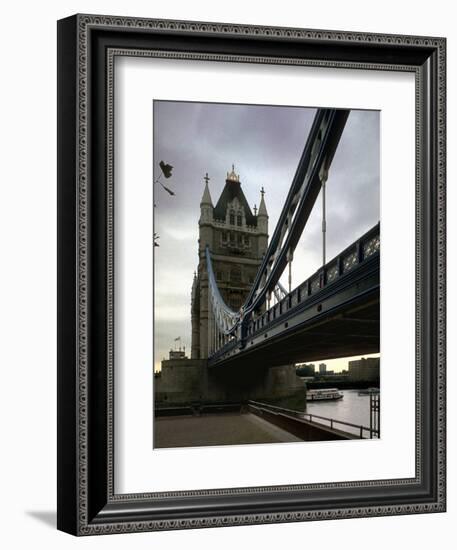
[153,160,176,246]
[154,160,176,203]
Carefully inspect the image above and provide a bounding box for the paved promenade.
[154,412,302,448]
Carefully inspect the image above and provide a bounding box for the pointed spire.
[258,186,268,217]
[200,172,213,206]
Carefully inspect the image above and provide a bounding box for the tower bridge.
[155,108,380,413]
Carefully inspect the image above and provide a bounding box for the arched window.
[229,211,235,225]
[237,214,242,226]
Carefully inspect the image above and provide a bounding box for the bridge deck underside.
[209,255,380,370]
[212,298,379,370]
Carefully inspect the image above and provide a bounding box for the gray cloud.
[153,101,379,368]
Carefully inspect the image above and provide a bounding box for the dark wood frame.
[57,14,446,535]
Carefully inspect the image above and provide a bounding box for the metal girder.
[242,108,350,317]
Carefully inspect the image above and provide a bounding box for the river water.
[305,389,379,438]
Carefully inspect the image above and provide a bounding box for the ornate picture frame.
[57,14,446,535]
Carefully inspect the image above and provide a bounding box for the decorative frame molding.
[57,14,446,535]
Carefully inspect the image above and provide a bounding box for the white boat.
[306,388,343,402]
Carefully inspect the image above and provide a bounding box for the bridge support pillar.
[155,358,306,412]
[207,363,306,411]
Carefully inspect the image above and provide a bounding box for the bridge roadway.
[208,223,380,369]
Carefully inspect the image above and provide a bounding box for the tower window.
[237,214,242,226]
[230,269,242,283]
[229,211,235,225]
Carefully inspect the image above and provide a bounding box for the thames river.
[305,389,379,438]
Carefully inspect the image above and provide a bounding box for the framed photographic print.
[57,14,446,535]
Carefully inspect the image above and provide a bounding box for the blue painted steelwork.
[208,223,380,365]
[205,245,240,336]
[241,108,349,316]
[205,246,289,336]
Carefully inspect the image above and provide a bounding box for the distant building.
[348,357,380,382]
[296,363,315,377]
[319,363,327,375]
[155,348,207,405]
[168,349,187,360]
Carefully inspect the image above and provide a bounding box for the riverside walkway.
[154,412,302,448]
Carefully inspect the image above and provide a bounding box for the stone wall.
[155,358,306,411]
[154,359,208,405]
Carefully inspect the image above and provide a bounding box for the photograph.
[152,100,381,448]
[54,8,446,537]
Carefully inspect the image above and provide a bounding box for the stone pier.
[154,356,306,411]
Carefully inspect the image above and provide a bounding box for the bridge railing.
[248,400,380,439]
[247,223,380,337]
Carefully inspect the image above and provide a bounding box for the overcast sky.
[153,101,380,371]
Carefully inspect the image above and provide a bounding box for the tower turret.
[257,186,268,255]
[199,172,213,223]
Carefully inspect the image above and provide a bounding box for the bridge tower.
[191,167,268,359]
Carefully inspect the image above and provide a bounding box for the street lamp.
[154,160,175,198]
[153,160,176,247]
